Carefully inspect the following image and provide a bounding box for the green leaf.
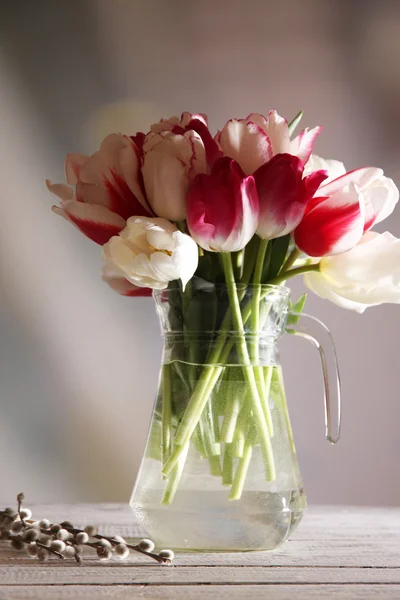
[266,235,291,281]
[288,110,304,136]
[286,293,307,330]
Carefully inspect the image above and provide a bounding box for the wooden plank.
[0,584,399,599]
[3,537,398,568]
[1,565,400,586]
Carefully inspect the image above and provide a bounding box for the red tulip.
[187,157,259,252]
[254,154,328,240]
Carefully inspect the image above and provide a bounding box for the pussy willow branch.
[0,494,174,565]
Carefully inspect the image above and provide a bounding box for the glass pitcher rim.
[153,282,291,299]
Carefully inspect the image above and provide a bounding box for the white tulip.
[102,217,198,290]
[304,231,400,313]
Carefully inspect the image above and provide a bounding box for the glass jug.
[130,283,341,552]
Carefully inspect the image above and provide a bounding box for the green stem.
[208,455,222,477]
[231,394,250,458]
[161,364,172,466]
[194,422,207,458]
[220,379,242,443]
[222,444,234,486]
[201,404,221,457]
[250,240,274,436]
[280,247,301,274]
[161,441,190,505]
[229,421,257,501]
[268,263,320,286]
[221,253,276,482]
[250,239,269,362]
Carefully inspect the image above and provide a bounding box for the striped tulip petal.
[290,126,322,164]
[187,157,260,252]
[254,153,327,239]
[215,119,272,175]
[294,183,365,256]
[53,200,126,245]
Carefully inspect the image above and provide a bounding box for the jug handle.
[287,312,342,444]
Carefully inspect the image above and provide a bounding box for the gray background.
[0,0,399,504]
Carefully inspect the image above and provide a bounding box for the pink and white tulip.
[48,134,152,245]
[294,166,399,257]
[254,154,328,240]
[215,111,321,175]
[142,130,206,221]
[304,231,400,312]
[187,157,260,252]
[151,112,222,167]
[103,217,198,290]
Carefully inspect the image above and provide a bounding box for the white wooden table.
[0,504,399,599]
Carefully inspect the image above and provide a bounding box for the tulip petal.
[181,112,208,127]
[251,111,291,156]
[187,157,259,252]
[305,231,400,311]
[304,154,346,183]
[46,179,74,201]
[142,149,188,221]
[186,130,208,178]
[150,231,198,290]
[102,264,152,296]
[294,183,365,256]
[187,118,222,167]
[215,119,272,175]
[65,153,89,184]
[290,126,322,164]
[79,134,152,220]
[131,131,146,155]
[363,177,399,231]
[55,200,126,245]
[303,169,329,199]
[304,270,368,313]
[319,167,383,197]
[255,154,326,240]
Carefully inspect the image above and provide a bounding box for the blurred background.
[0,0,399,505]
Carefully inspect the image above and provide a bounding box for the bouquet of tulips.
[47,110,400,502]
